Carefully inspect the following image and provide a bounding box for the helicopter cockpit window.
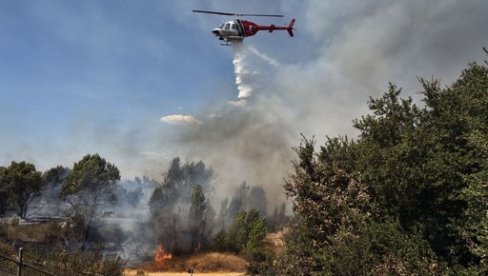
[224,23,230,31]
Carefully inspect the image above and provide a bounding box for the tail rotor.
[287,19,296,37]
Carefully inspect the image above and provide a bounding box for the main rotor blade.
[192,10,283,17]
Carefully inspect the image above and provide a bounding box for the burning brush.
[154,243,172,268]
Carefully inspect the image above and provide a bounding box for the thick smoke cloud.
[175,104,294,207]
[2,0,488,208]
[165,0,488,208]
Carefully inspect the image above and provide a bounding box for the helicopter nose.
[212,28,221,37]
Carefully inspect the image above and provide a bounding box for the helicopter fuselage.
[212,19,295,44]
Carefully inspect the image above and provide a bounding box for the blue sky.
[1,1,228,135]
[1,1,488,186]
[0,1,280,170]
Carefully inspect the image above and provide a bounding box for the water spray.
[232,42,255,100]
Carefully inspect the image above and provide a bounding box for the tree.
[280,62,488,274]
[226,209,266,253]
[0,161,44,218]
[223,209,269,274]
[245,214,269,275]
[354,64,488,270]
[189,184,207,252]
[280,136,374,275]
[148,157,214,253]
[249,186,267,216]
[60,154,120,250]
[36,166,70,216]
[269,202,287,231]
[0,166,9,215]
[217,198,229,230]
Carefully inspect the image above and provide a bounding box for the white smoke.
[228,98,248,107]
[248,45,280,67]
[231,42,282,101]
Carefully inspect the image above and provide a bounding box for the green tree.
[282,64,488,275]
[280,137,373,275]
[245,215,270,275]
[227,209,266,254]
[60,154,120,250]
[354,64,488,271]
[0,161,44,218]
[281,62,488,274]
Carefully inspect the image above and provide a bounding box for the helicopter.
[193,10,295,45]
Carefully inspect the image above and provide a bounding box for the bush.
[25,250,125,276]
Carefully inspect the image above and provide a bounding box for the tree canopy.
[281,62,488,275]
[0,161,44,218]
[61,154,120,199]
[149,158,214,253]
[60,154,120,250]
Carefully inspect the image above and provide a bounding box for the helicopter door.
[224,23,231,34]
[230,23,240,36]
[235,20,244,36]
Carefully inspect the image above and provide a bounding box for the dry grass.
[263,231,284,255]
[124,270,243,276]
[138,252,246,274]
[4,223,51,242]
[184,253,246,272]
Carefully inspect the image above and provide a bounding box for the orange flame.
[154,243,172,267]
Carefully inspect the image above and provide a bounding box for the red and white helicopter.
[193,10,295,45]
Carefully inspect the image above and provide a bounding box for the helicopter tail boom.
[255,18,295,37]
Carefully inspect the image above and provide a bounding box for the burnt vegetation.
[1,59,488,275]
[0,155,285,274]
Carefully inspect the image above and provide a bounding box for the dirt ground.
[123,270,244,276]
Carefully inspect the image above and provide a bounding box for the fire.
[154,243,172,267]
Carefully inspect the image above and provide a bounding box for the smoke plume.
[3,0,488,231]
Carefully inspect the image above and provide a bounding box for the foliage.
[189,184,207,251]
[249,186,267,216]
[149,157,214,254]
[218,181,270,231]
[60,154,120,250]
[61,154,120,199]
[245,214,274,275]
[0,161,44,218]
[280,62,488,274]
[0,235,125,275]
[149,158,213,215]
[29,166,71,217]
[211,209,270,274]
[0,167,9,215]
[268,202,287,232]
[25,249,125,276]
[213,209,267,255]
[280,136,374,275]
